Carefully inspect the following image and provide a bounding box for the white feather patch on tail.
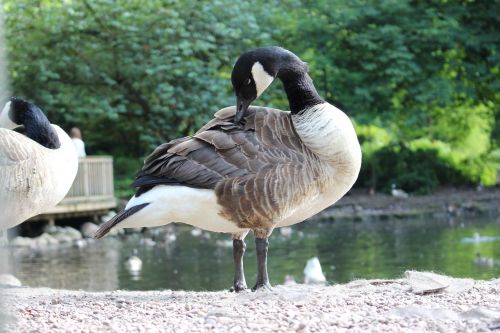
[117,185,247,233]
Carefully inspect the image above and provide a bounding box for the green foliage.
[3,0,500,194]
[4,0,273,161]
[112,156,142,198]
[360,142,448,194]
[276,0,500,192]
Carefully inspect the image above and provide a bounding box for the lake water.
[6,213,500,291]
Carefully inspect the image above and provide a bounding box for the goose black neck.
[21,108,61,149]
[278,70,324,114]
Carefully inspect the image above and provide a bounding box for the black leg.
[230,239,247,292]
[252,237,272,291]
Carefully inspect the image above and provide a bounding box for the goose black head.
[231,46,306,123]
[1,97,60,149]
[2,97,41,129]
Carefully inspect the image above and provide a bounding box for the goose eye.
[244,78,252,86]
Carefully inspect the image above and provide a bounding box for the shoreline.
[2,271,499,332]
[320,187,500,220]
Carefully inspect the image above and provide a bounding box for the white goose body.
[0,100,78,230]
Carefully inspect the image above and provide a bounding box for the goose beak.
[234,96,252,124]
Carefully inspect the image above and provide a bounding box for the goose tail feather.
[94,203,149,239]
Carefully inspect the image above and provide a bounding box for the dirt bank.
[1,272,499,332]
[321,187,500,220]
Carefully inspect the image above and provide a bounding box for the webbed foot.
[229,281,248,292]
[251,281,272,292]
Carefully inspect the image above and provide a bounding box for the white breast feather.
[278,103,362,227]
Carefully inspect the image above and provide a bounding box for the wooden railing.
[63,156,115,203]
[29,156,117,222]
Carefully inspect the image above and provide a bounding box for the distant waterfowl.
[95,47,361,291]
[140,238,157,247]
[474,253,494,267]
[279,226,293,238]
[190,228,203,238]
[303,257,326,284]
[215,239,233,248]
[0,98,78,230]
[391,184,408,199]
[125,249,142,273]
[283,274,297,286]
[164,232,177,244]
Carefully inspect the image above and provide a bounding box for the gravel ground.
[1,272,499,332]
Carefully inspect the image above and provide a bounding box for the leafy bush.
[358,137,497,194]
[3,0,499,194]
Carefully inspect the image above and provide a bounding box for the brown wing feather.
[134,106,321,227]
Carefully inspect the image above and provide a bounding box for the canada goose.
[0,98,78,230]
[95,46,361,291]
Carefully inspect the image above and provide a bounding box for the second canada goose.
[0,98,78,230]
[95,47,361,291]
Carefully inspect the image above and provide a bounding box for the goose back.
[133,106,343,230]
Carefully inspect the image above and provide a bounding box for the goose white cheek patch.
[251,62,274,97]
[0,101,17,129]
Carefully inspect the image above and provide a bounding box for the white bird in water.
[140,238,156,247]
[283,274,297,286]
[303,257,326,285]
[215,239,233,248]
[164,233,177,243]
[474,253,494,267]
[125,249,142,274]
[190,228,202,237]
[279,226,293,238]
[391,184,408,199]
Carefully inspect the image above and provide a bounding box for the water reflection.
[10,239,120,291]
[8,214,500,291]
